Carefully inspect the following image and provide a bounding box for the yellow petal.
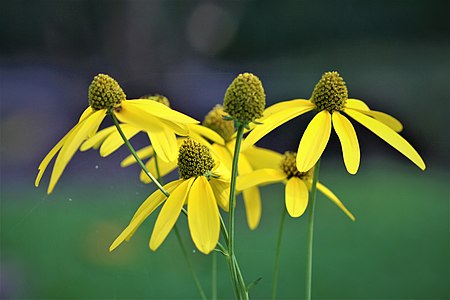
[243,145,283,170]
[243,187,261,230]
[210,144,233,170]
[99,124,141,157]
[237,168,286,191]
[260,99,312,119]
[80,126,116,151]
[316,182,355,221]
[121,145,154,167]
[78,107,95,123]
[146,128,178,163]
[346,99,403,132]
[139,156,178,184]
[48,110,105,194]
[346,99,370,110]
[344,108,425,170]
[332,112,360,174]
[188,177,220,254]
[296,110,332,172]
[35,126,76,188]
[285,177,309,217]
[241,103,315,151]
[210,178,230,211]
[125,100,199,124]
[189,124,225,145]
[150,178,194,251]
[109,180,182,251]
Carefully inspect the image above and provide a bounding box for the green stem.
[108,111,169,197]
[227,124,248,300]
[305,159,321,300]
[271,206,287,300]
[212,251,217,300]
[174,225,208,300]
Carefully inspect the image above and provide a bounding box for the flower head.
[88,74,126,110]
[241,71,425,174]
[139,94,171,107]
[203,104,235,143]
[223,73,266,124]
[36,74,199,194]
[237,151,355,220]
[109,139,230,254]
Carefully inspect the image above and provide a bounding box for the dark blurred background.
[1,0,449,299]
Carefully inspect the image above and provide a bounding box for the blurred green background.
[1,0,449,299]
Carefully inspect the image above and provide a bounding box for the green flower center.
[203,104,235,142]
[140,94,171,107]
[178,139,215,179]
[310,71,348,112]
[223,73,266,124]
[280,151,311,179]
[88,74,126,110]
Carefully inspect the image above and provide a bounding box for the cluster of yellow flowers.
[35,71,425,298]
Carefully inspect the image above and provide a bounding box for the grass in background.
[1,160,448,299]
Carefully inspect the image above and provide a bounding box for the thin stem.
[174,225,208,300]
[227,124,248,300]
[305,159,321,300]
[108,110,169,197]
[212,252,217,300]
[271,206,287,300]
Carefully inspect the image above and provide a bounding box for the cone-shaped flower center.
[88,74,126,110]
[178,139,215,179]
[310,71,348,112]
[281,151,311,179]
[140,94,171,107]
[223,73,266,124]
[203,104,235,142]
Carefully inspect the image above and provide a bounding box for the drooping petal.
[78,107,95,123]
[146,127,178,163]
[48,110,106,194]
[120,145,154,167]
[344,108,425,170]
[187,177,220,254]
[241,103,315,151]
[125,100,199,124]
[140,156,178,184]
[210,178,230,211]
[360,110,403,132]
[210,144,233,170]
[243,145,284,170]
[189,124,225,145]
[285,177,309,217]
[260,99,313,119]
[150,178,194,251]
[332,112,360,174]
[99,124,141,157]
[109,180,182,251]
[346,99,370,110]
[243,187,261,230]
[35,126,76,188]
[316,182,355,221]
[296,110,332,172]
[346,99,403,132]
[80,126,116,151]
[237,168,286,191]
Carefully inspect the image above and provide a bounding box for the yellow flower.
[81,95,223,182]
[203,105,283,230]
[237,151,355,220]
[242,71,426,174]
[109,139,230,254]
[35,74,198,194]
